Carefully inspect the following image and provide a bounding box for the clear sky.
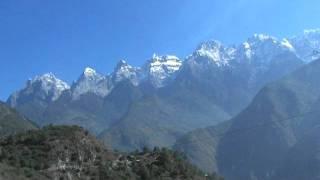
[1,0,320,100]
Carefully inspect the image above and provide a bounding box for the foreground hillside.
[0,125,222,180]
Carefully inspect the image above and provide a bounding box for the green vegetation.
[0,125,223,180]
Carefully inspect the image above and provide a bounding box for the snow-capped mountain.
[184,34,299,91]
[187,40,236,67]
[111,60,142,86]
[8,73,70,107]
[144,54,182,87]
[239,34,295,63]
[186,34,295,70]
[30,73,70,101]
[7,32,306,107]
[71,67,111,100]
[9,30,319,107]
[289,29,320,63]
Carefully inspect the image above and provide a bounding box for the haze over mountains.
[6,30,320,152]
[175,58,320,180]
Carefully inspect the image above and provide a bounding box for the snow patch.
[146,54,182,87]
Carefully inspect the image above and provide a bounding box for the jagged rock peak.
[71,67,110,99]
[8,73,70,106]
[83,67,98,77]
[112,60,141,85]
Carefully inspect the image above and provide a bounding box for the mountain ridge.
[6,30,318,151]
[7,29,320,104]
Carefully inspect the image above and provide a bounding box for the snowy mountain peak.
[8,73,70,106]
[83,67,97,77]
[151,54,180,62]
[289,29,320,63]
[280,38,295,51]
[31,72,55,83]
[149,54,181,71]
[114,60,135,72]
[112,60,141,85]
[78,67,105,81]
[71,68,109,99]
[240,34,296,64]
[247,34,294,51]
[195,40,221,55]
[30,73,70,93]
[196,40,222,51]
[116,60,128,67]
[251,34,276,42]
[191,40,235,67]
[187,33,298,70]
[145,54,182,87]
[303,29,320,35]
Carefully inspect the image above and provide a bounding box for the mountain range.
[6,29,320,151]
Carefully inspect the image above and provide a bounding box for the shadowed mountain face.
[40,80,145,134]
[174,121,232,173]
[98,86,231,151]
[273,98,320,180]
[0,101,37,137]
[274,127,320,180]
[175,59,320,180]
[217,59,320,180]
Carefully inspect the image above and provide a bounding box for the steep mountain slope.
[0,125,222,180]
[272,98,320,180]
[274,126,320,180]
[0,101,37,137]
[174,121,231,173]
[174,58,320,179]
[99,87,231,151]
[216,59,320,180]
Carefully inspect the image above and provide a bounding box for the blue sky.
[1,0,320,100]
